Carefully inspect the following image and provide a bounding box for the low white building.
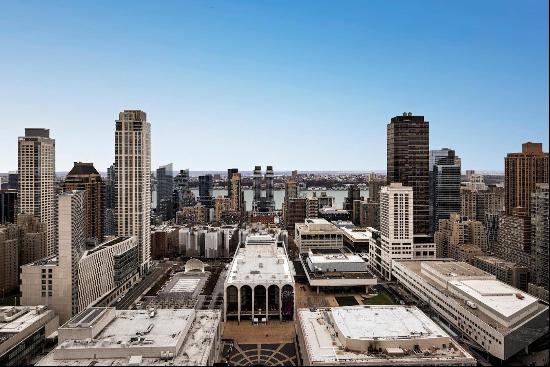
[0,306,59,366]
[393,260,549,360]
[296,305,476,366]
[300,249,377,291]
[36,307,222,366]
[295,218,344,253]
[224,231,295,323]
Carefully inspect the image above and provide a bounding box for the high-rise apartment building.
[376,183,413,279]
[430,148,461,233]
[505,142,548,214]
[371,183,436,280]
[115,110,151,273]
[18,128,56,256]
[252,166,276,214]
[434,213,485,260]
[104,163,116,236]
[174,169,195,210]
[343,185,361,211]
[63,162,104,244]
[156,163,174,221]
[227,168,239,198]
[530,184,548,292]
[496,207,531,267]
[230,172,245,216]
[387,113,430,236]
[0,214,47,295]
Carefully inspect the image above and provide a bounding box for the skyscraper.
[230,172,244,215]
[387,113,430,236]
[227,168,239,198]
[198,174,214,208]
[18,128,56,256]
[251,165,276,214]
[504,142,548,214]
[430,148,461,232]
[0,189,17,224]
[174,169,195,210]
[115,110,151,273]
[63,162,104,244]
[156,163,174,221]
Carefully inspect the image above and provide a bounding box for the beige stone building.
[435,213,485,258]
[18,128,56,256]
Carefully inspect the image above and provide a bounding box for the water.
[191,189,368,211]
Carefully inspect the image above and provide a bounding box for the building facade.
[387,113,430,236]
[504,142,548,214]
[115,110,151,273]
[63,162,104,244]
[430,148,461,233]
[18,128,56,256]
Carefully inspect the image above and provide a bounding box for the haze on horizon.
[0,0,548,173]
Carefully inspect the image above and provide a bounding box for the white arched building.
[224,232,295,323]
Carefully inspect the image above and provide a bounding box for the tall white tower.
[115,110,151,273]
[18,128,56,255]
[379,182,414,279]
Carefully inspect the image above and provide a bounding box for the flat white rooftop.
[0,306,52,334]
[308,253,365,264]
[226,233,293,286]
[449,279,538,319]
[331,306,446,340]
[340,227,373,241]
[298,306,476,366]
[36,309,221,366]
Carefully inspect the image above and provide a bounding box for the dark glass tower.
[387,112,430,235]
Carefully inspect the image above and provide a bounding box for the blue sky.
[0,0,548,172]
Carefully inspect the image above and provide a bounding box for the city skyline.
[1,0,548,172]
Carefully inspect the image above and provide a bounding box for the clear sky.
[0,0,548,173]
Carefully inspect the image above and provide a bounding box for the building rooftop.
[37,308,221,366]
[308,251,365,265]
[298,306,475,366]
[296,219,342,234]
[0,306,53,341]
[397,260,548,332]
[341,227,373,242]
[23,255,58,267]
[226,233,293,286]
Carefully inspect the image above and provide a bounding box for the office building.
[530,184,548,292]
[115,110,151,273]
[36,307,222,366]
[0,306,59,366]
[0,189,17,224]
[18,128,56,256]
[224,232,294,322]
[156,163,174,221]
[198,174,214,209]
[297,306,476,366]
[284,197,306,231]
[430,148,461,232]
[104,163,116,236]
[387,113,430,236]
[393,259,549,360]
[295,218,343,253]
[505,142,548,214]
[63,162,104,244]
